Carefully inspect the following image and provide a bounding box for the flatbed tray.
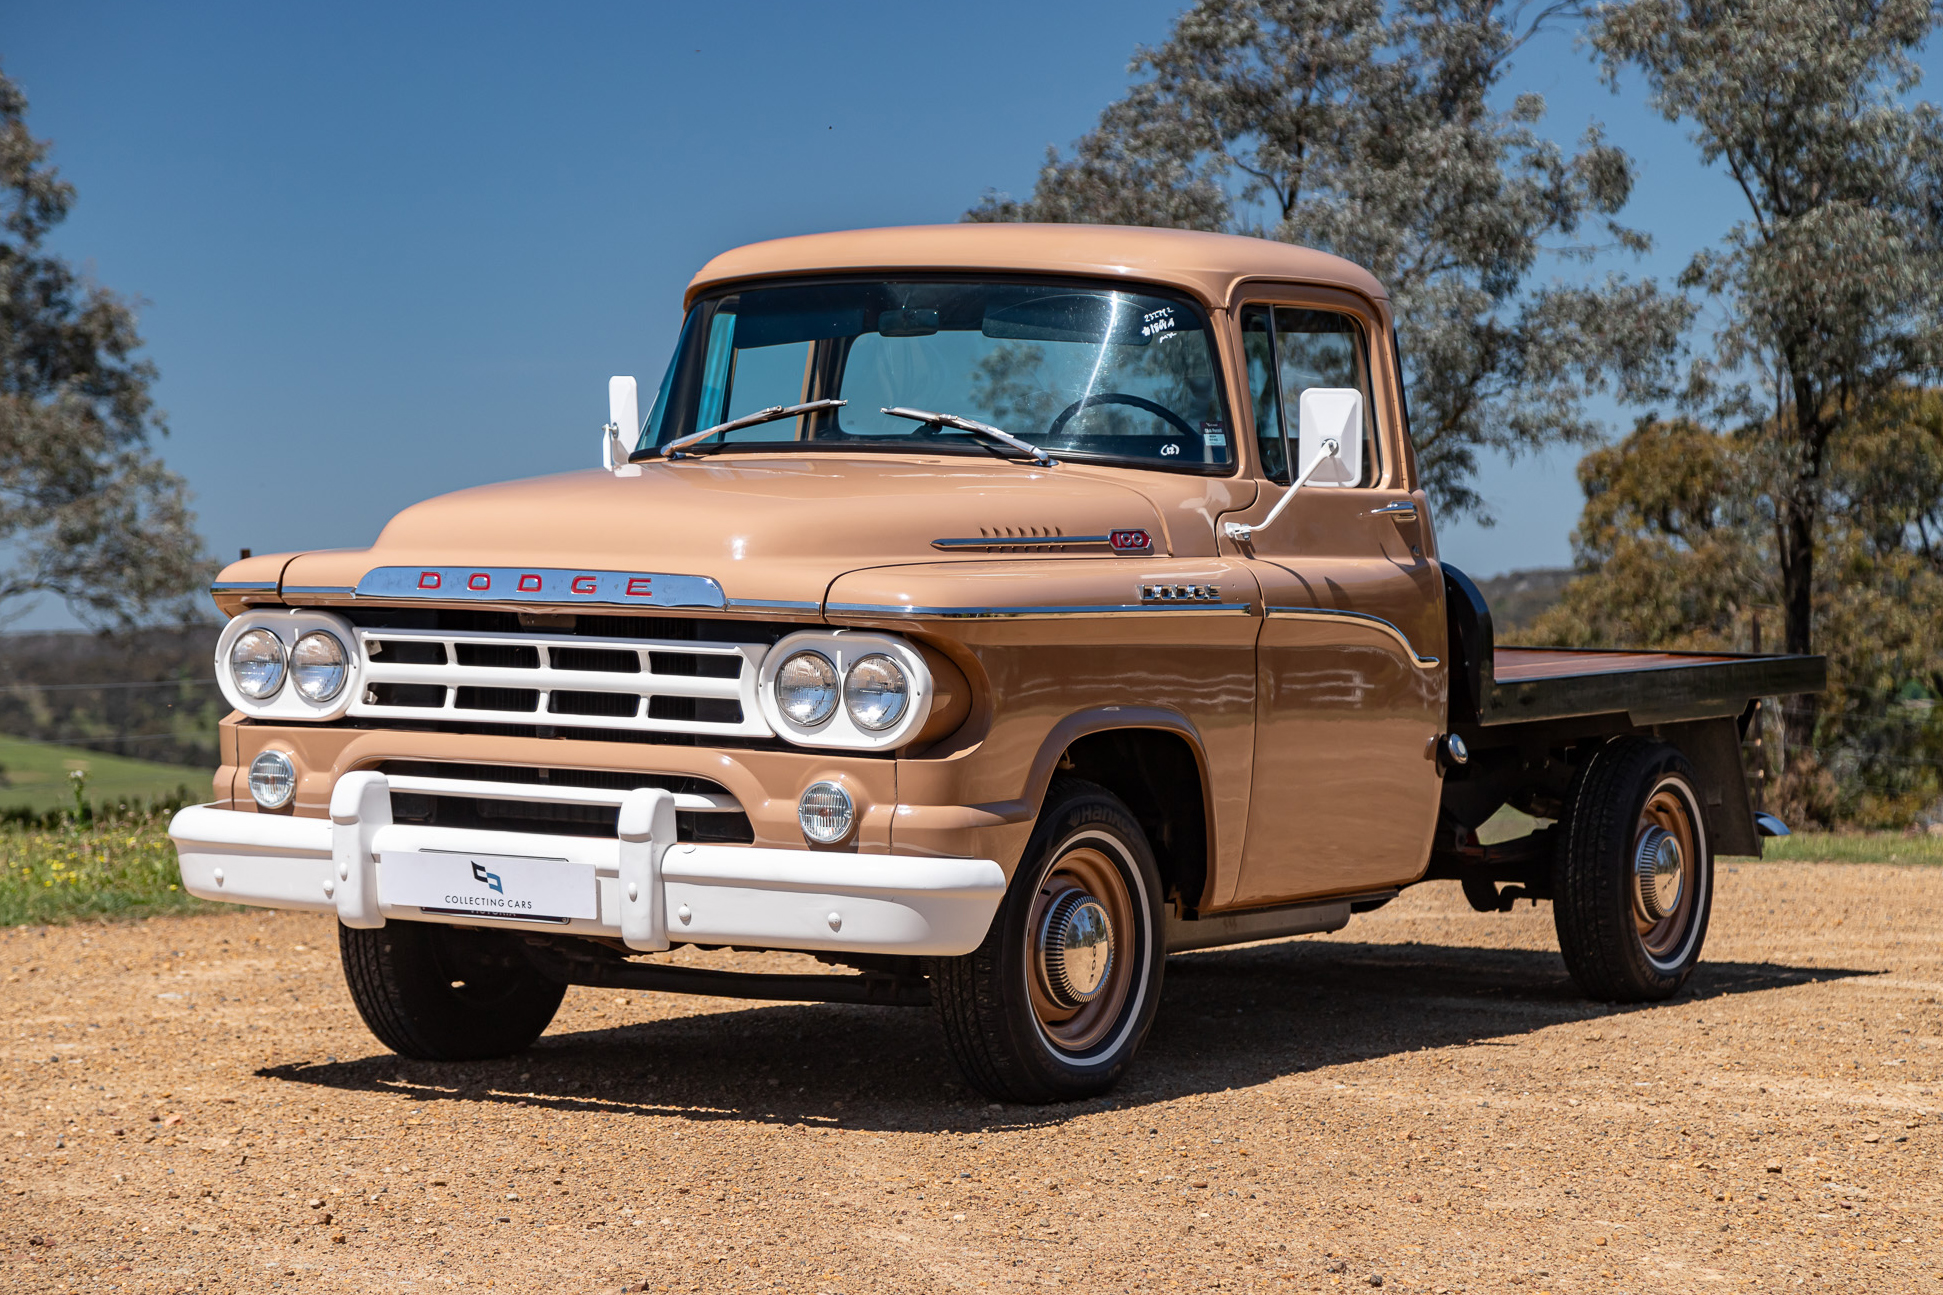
[1478,645,1826,727]
[1442,567,1825,729]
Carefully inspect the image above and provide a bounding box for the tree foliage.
[1526,396,1943,827]
[1591,0,1943,688]
[969,0,1693,521]
[0,68,209,627]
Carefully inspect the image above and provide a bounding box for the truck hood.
[275,456,1171,607]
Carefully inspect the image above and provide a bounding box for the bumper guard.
[169,773,1006,958]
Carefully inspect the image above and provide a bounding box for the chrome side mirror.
[604,375,639,470]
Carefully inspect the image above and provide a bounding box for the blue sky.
[8,2,1936,630]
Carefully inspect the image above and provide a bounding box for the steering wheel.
[1047,392,1199,440]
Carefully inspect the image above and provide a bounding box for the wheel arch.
[1022,709,1214,913]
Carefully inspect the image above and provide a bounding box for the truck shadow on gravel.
[258,939,1873,1132]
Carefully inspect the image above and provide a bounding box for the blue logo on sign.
[471,861,503,894]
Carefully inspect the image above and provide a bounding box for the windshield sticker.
[1140,306,1178,340]
[1201,422,1227,447]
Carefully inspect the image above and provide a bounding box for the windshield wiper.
[880,406,1057,466]
[656,398,848,457]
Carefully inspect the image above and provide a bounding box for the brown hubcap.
[1634,779,1701,961]
[1027,843,1135,1053]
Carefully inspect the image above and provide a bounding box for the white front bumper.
[169,775,1006,958]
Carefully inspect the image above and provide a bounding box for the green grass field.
[1744,831,1943,865]
[0,734,210,815]
[0,807,214,925]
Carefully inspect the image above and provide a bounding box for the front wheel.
[932,778,1166,1103]
[339,921,566,1060]
[1552,737,1713,1002]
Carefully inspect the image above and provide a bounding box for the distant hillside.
[0,627,223,769]
[0,734,209,815]
[1473,568,1575,634]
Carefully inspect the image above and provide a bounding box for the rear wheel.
[1552,737,1713,1001]
[932,778,1165,1103]
[339,921,565,1060]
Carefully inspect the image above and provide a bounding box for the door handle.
[1371,500,1418,522]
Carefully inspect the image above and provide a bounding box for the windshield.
[635,278,1233,473]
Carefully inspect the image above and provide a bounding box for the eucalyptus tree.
[0,68,209,627]
[1591,0,1943,745]
[969,0,1693,522]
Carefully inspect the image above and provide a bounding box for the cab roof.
[684,223,1389,311]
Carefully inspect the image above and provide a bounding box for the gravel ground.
[4,862,1940,1294]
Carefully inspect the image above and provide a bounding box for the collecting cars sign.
[378,850,599,923]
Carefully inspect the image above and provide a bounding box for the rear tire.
[339,921,565,1060]
[1552,737,1713,1002]
[932,778,1165,1103]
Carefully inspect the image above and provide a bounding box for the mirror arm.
[1224,437,1340,545]
[605,376,640,471]
[602,420,630,470]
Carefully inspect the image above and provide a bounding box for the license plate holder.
[379,850,598,923]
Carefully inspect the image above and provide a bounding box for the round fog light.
[797,781,854,844]
[248,750,297,809]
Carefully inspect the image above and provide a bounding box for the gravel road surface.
[4,862,1940,1294]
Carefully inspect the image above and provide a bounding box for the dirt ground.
[3,862,1939,1295]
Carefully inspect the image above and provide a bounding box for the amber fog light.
[248,751,297,809]
[797,781,854,844]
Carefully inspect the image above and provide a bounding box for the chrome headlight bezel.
[756,630,934,750]
[215,610,362,721]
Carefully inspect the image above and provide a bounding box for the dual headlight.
[758,631,934,750]
[775,651,909,731]
[215,612,361,720]
[228,628,348,702]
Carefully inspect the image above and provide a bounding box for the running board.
[524,942,930,1007]
[1165,894,1384,953]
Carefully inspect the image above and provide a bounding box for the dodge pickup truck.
[173,224,1823,1103]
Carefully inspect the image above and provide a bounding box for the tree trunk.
[1776,398,1827,769]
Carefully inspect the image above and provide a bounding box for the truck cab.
[174,225,1820,1102]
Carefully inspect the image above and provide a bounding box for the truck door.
[1223,296,1447,907]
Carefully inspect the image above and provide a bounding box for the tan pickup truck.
[173,224,1822,1102]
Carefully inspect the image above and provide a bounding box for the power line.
[0,679,221,694]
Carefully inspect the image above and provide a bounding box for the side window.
[1240,306,1288,483]
[1270,307,1379,487]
